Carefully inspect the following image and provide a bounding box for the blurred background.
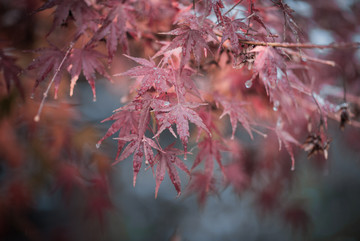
[1,0,360,240]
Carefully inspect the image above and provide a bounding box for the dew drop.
[34,115,40,122]
[164,101,170,106]
[245,80,253,88]
[273,100,280,111]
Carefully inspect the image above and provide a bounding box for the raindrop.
[273,100,280,111]
[245,80,253,88]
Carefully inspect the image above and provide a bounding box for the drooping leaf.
[90,2,136,59]
[154,144,190,198]
[34,0,99,36]
[275,118,300,170]
[0,49,23,97]
[116,55,171,96]
[217,96,253,139]
[67,46,111,101]
[202,0,224,21]
[186,172,217,206]
[192,136,226,179]
[114,134,160,187]
[27,46,66,98]
[153,102,210,158]
[97,104,140,159]
[163,26,212,69]
[219,16,248,54]
[250,46,285,96]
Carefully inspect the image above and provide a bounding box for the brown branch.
[238,40,360,49]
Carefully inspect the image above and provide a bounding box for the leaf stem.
[34,41,74,122]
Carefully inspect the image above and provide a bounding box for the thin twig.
[282,48,336,67]
[34,42,74,122]
[224,0,244,16]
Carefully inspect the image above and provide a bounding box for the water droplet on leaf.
[273,100,280,111]
[245,80,253,88]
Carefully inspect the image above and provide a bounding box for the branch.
[224,0,244,16]
[238,40,360,49]
[282,48,336,67]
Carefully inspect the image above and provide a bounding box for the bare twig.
[282,48,336,67]
[34,42,74,122]
[224,0,244,16]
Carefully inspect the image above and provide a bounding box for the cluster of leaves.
[2,0,360,235]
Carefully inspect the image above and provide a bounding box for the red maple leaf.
[97,104,140,159]
[217,96,253,139]
[283,204,310,233]
[250,46,285,96]
[223,160,249,193]
[219,16,248,54]
[116,55,171,96]
[162,26,212,69]
[202,0,224,21]
[114,134,160,187]
[192,136,226,178]
[90,2,136,59]
[34,0,99,36]
[186,172,217,206]
[154,144,190,198]
[275,118,300,171]
[0,49,23,97]
[153,102,210,158]
[67,46,111,101]
[27,46,66,98]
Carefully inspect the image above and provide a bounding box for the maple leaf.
[272,0,302,41]
[27,46,67,98]
[275,118,300,171]
[67,46,111,101]
[223,160,249,193]
[162,26,212,69]
[171,67,201,99]
[114,134,160,187]
[0,49,23,97]
[219,16,248,54]
[250,46,285,96]
[153,102,210,158]
[85,177,113,226]
[54,163,84,200]
[192,137,226,178]
[154,144,190,198]
[96,104,140,159]
[283,204,310,233]
[217,97,253,139]
[186,172,217,206]
[90,2,136,59]
[34,0,99,36]
[202,0,224,21]
[116,55,171,96]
